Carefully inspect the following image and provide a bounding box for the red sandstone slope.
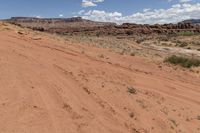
[0,23,200,133]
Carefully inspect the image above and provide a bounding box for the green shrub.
[177,31,195,36]
[164,55,200,68]
[175,41,188,47]
[136,37,146,44]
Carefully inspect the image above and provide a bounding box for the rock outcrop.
[5,17,200,35]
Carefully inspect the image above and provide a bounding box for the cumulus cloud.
[79,3,200,24]
[179,0,192,3]
[33,15,42,18]
[79,10,122,22]
[82,0,104,7]
[167,0,192,2]
[59,14,64,17]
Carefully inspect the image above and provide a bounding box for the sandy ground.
[0,23,200,133]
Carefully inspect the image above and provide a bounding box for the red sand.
[0,24,200,133]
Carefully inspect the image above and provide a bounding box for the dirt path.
[0,24,200,133]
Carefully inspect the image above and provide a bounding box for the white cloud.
[166,0,193,3]
[179,0,192,3]
[82,0,104,7]
[143,8,151,12]
[78,10,86,15]
[79,3,200,24]
[59,14,64,17]
[79,10,122,22]
[34,15,42,18]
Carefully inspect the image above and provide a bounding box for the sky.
[0,0,200,24]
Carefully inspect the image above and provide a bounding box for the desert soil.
[0,23,200,133]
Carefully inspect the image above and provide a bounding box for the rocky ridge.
[5,17,200,35]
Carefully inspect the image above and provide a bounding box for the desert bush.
[179,42,188,47]
[175,40,188,47]
[136,37,146,44]
[164,55,200,68]
[126,30,134,35]
[32,27,45,32]
[191,41,200,46]
[96,33,100,37]
[161,42,168,46]
[158,35,170,42]
[127,87,137,94]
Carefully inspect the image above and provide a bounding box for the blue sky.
[0,0,200,24]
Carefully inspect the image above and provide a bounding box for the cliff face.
[6,17,116,31]
[6,17,200,35]
[9,17,86,23]
[8,17,115,24]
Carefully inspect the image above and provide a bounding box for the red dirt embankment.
[0,23,200,133]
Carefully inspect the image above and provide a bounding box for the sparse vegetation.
[175,40,188,47]
[129,112,134,118]
[177,31,196,36]
[158,35,170,42]
[126,30,134,35]
[165,55,200,68]
[161,42,168,46]
[190,41,200,46]
[136,37,146,44]
[127,87,137,94]
[169,119,178,127]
